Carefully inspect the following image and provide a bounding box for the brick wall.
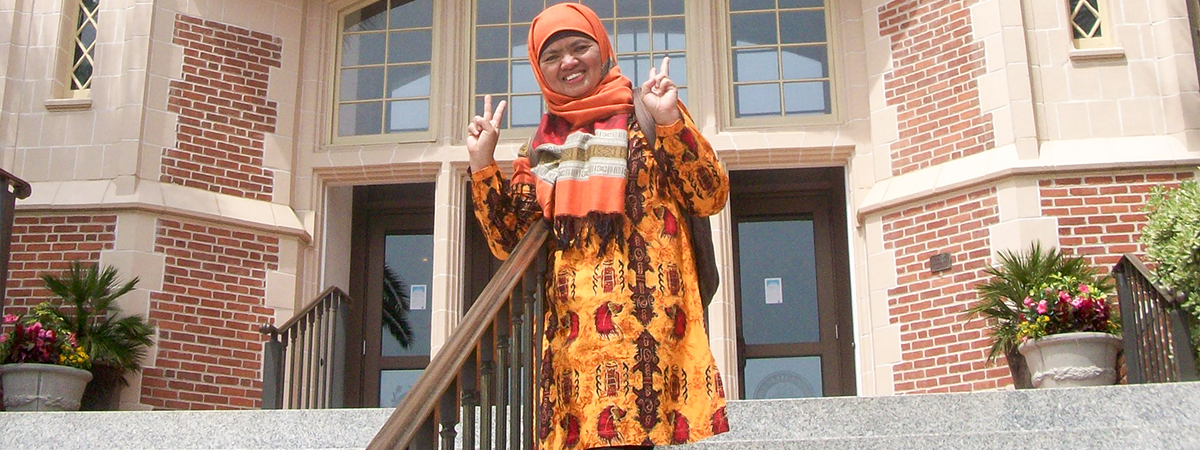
[1039,171,1196,270]
[883,188,1009,393]
[163,14,281,201]
[3,214,117,312]
[142,218,279,409]
[879,0,995,175]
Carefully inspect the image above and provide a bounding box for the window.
[472,0,687,129]
[727,0,832,122]
[335,0,434,139]
[1068,0,1110,48]
[70,0,99,92]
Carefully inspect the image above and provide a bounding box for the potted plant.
[0,303,94,411]
[969,243,1111,388]
[1014,272,1121,388]
[39,262,155,410]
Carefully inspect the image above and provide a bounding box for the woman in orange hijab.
[467,4,730,449]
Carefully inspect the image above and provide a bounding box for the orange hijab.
[528,3,633,128]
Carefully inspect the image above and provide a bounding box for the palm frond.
[382,264,415,349]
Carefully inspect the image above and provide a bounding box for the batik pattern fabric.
[470,111,730,449]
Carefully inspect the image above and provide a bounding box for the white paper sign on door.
[764,278,783,304]
[410,285,427,310]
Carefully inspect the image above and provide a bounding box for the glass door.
[731,168,854,398]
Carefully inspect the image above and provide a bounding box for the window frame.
[717,0,843,129]
[328,0,442,146]
[47,0,98,110]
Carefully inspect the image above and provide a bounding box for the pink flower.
[1070,297,1084,308]
[1079,284,1089,294]
[0,333,6,343]
[1023,297,1034,307]
[1037,300,1049,314]
[1058,290,1071,302]
[2,314,16,324]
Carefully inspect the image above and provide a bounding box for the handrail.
[260,286,352,409]
[368,219,549,449]
[1113,253,1198,383]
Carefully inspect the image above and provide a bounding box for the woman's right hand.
[467,95,507,172]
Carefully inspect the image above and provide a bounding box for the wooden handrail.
[368,219,549,449]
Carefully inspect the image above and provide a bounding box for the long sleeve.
[652,105,729,217]
[469,154,542,260]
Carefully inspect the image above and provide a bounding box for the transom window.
[336,0,434,138]
[728,0,832,120]
[71,0,99,91]
[472,0,687,129]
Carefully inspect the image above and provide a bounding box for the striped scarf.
[515,112,630,250]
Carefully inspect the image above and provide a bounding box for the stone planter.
[0,363,93,411]
[1018,332,1122,388]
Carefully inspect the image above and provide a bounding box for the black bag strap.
[631,88,720,308]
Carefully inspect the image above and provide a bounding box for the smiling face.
[538,32,605,99]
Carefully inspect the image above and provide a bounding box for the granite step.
[1,381,1197,449]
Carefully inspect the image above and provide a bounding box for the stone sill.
[1069,47,1126,63]
[44,97,93,112]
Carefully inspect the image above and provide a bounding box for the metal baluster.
[495,303,511,449]
[315,304,328,409]
[509,284,525,449]
[439,380,460,449]
[479,324,496,450]
[288,326,303,408]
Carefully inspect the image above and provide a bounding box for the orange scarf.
[528,3,633,128]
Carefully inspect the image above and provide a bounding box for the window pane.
[616,19,650,53]
[387,99,430,133]
[618,54,652,86]
[653,0,684,15]
[477,1,509,24]
[72,60,92,90]
[779,10,825,44]
[677,87,687,105]
[780,0,824,7]
[477,26,509,60]
[380,369,423,408]
[78,21,96,49]
[737,219,820,344]
[734,49,779,82]
[345,0,388,32]
[381,233,433,356]
[663,53,686,86]
[476,61,508,94]
[744,357,823,399]
[512,24,530,58]
[512,0,544,23]
[342,33,386,66]
[617,0,650,17]
[781,46,827,79]
[389,0,432,29]
[341,67,385,101]
[512,61,539,93]
[730,12,778,47]
[582,0,615,18]
[652,17,685,51]
[784,81,829,115]
[387,64,431,98]
[731,0,775,11]
[736,84,781,117]
[339,102,383,136]
[388,30,432,63]
[510,94,544,127]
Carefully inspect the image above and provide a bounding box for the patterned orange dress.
[470,111,730,449]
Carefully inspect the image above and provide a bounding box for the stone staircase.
[3,382,1198,449]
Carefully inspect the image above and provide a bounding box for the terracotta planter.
[1018,332,1122,388]
[0,363,93,411]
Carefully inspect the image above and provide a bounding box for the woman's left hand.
[640,56,682,125]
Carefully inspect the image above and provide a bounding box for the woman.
[466,4,730,449]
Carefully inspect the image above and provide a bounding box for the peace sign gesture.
[467,95,507,171]
[639,56,683,125]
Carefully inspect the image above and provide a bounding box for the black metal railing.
[1112,254,1198,383]
[0,168,31,314]
[368,219,548,450]
[260,286,351,409]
